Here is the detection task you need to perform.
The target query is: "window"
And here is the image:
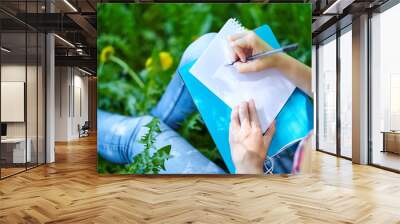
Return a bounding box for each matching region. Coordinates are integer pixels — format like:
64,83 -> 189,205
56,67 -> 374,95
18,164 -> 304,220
371,3 -> 400,171
390,74 -> 400,130
317,36 -> 337,154
0,1 -> 47,179
339,28 -> 352,158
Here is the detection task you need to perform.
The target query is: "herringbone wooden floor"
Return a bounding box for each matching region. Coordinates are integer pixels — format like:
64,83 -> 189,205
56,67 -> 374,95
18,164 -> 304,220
1,135 -> 400,224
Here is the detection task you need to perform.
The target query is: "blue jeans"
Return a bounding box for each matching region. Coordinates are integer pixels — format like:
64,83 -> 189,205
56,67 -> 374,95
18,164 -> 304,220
98,33 -> 225,174
98,33 -> 295,174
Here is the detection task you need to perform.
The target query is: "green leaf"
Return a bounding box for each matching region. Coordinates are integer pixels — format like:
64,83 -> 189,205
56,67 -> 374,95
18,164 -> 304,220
113,118 -> 172,174
98,3 -> 311,174
151,145 -> 172,171
138,118 -> 161,150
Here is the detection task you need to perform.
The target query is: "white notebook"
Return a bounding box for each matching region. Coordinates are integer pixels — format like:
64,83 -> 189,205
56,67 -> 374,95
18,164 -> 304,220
190,18 -> 295,132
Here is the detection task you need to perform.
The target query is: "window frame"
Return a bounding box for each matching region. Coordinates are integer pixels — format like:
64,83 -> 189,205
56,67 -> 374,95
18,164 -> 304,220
315,22 -> 353,161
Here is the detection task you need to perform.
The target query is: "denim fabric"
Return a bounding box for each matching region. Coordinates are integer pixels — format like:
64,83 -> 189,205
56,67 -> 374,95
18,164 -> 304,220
151,33 -> 217,130
98,31 -> 298,174
264,141 -> 299,174
98,33 -> 225,174
98,110 -> 225,174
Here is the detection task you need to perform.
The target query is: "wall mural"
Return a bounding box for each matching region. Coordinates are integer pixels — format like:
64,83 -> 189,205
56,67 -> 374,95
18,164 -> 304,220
97,3 -> 313,175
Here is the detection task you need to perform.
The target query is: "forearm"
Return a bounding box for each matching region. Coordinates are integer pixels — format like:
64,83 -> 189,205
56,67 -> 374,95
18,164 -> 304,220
277,54 -> 312,98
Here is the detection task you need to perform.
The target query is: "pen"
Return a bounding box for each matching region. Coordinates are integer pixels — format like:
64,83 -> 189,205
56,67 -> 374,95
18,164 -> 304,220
226,43 -> 298,66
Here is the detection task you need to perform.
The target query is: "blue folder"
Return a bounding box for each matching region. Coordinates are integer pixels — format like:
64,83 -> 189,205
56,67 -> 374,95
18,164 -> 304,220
178,24 -> 313,174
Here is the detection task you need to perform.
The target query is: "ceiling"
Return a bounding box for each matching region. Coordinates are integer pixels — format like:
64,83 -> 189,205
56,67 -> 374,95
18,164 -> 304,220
311,0 -> 390,43
0,0 -> 98,73
0,0 -> 394,73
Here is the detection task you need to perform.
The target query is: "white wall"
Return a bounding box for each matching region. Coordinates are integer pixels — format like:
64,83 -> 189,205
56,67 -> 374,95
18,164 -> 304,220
72,73 -> 89,138
54,67 -> 89,141
1,82 -> 25,122
55,66 -> 69,141
1,65 -> 40,137
1,64 -> 46,164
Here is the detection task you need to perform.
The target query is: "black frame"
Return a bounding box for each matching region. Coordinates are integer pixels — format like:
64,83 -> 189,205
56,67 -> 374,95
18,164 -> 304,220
336,25 -> 341,158
0,0 -> 47,180
315,20 -> 353,161
315,32 -> 340,157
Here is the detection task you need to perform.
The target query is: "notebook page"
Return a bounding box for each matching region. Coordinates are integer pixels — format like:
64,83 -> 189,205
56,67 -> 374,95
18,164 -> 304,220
190,19 -> 295,132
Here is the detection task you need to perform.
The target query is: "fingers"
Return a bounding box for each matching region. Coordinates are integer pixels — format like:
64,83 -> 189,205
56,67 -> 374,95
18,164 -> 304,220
234,59 -> 265,73
238,100 -> 260,128
228,31 -> 254,63
238,101 -> 251,129
248,99 -> 260,129
235,100 -> 260,130
230,38 -> 249,62
232,99 -> 265,132
228,31 -> 277,73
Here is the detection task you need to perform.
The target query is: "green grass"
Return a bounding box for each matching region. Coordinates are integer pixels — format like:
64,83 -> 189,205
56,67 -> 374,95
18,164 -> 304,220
97,3 -> 311,173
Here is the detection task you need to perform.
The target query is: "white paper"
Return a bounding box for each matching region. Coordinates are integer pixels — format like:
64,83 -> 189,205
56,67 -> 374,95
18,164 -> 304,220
190,19 -> 295,132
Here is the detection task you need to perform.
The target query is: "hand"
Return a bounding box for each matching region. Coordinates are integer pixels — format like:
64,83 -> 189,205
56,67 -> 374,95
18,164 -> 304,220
228,31 -> 313,97
229,100 -> 276,174
228,31 -> 284,73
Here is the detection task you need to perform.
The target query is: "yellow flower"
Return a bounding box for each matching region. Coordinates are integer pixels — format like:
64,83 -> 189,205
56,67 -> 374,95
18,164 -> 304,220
191,35 -> 198,41
100,46 -> 115,63
159,51 -> 173,71
145,57 -> 153,69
